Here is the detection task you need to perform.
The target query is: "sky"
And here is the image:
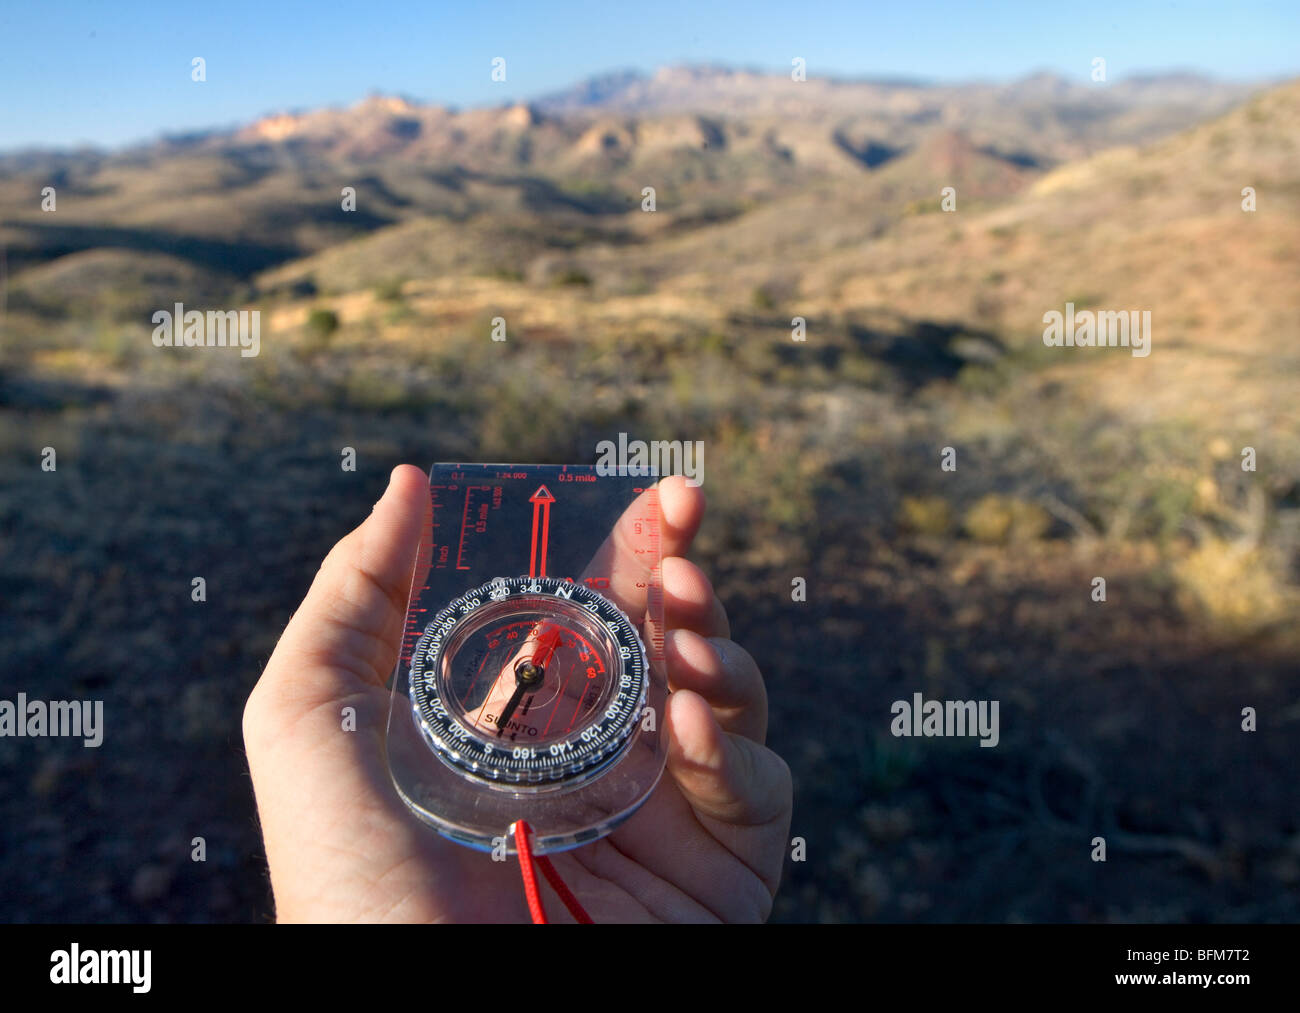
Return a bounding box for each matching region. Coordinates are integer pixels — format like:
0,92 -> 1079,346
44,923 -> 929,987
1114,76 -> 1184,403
1,0 -> 1296,150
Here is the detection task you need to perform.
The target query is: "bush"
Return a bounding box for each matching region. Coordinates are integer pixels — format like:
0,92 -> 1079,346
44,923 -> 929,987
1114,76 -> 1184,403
306,308 -> 340,340
373,277 -> 406,302
963,494 -> 1051,543
555,268 -> 592,287
1172,539 -> 1290,633
898,495 -> 952,536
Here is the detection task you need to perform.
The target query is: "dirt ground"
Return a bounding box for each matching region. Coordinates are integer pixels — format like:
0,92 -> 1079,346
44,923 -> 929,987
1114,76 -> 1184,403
2,378 -> 1296,923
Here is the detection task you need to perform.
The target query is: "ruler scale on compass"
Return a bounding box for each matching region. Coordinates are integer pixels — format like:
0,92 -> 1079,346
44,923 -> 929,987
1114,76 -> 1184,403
387,463 -> 668,856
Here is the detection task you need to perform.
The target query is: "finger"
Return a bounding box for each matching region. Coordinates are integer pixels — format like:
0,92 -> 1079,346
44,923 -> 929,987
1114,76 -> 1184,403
605,759 -> 773,922
580,475 -> 705,623
261,464 -> 429,708
666,630 -> 766,742
667,690 -> 787,827
665,690 -> 792,896
662,556 -> 730,639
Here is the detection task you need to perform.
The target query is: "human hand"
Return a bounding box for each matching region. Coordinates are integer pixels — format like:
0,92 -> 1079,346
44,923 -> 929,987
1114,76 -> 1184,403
243,465 -> 792,922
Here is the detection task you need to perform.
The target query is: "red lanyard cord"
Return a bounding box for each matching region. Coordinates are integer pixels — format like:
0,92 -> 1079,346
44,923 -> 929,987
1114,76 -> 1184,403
513,820 -> 594,924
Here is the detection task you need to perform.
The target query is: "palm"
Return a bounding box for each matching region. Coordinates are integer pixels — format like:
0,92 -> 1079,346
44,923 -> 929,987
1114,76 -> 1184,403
244,468 -> 791,923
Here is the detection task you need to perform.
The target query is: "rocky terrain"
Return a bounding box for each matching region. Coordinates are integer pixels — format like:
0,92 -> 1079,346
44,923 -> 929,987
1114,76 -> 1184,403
1,67 -> 1297,923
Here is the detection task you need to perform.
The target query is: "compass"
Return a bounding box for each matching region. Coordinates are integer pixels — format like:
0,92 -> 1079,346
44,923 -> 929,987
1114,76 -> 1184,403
409,576 -> 648,789
387,463 -> 667,855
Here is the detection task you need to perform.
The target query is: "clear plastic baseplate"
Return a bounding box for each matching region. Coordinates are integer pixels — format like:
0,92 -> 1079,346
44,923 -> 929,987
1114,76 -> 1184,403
386,463 -> 667,855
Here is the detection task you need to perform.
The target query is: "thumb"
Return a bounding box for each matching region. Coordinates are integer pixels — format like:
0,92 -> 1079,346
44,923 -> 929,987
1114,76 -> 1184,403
255,464 -> 429,717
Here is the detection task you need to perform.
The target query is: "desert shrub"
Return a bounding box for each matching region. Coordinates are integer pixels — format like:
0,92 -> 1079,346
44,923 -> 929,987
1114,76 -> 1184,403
555,268 -> 592,287
1147,477 -> 1198,540
753,276 -> 797,310
93,323 -> 144,367
373,277 -> 406,302
1172,538 -> 1291,633
963,494 -> 1051,543
898,495 -> 953,536
305,307 -> 339,340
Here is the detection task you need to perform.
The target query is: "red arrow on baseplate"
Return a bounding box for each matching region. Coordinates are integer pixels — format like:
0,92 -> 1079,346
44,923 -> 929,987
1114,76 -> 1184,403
528,485 -> 555,578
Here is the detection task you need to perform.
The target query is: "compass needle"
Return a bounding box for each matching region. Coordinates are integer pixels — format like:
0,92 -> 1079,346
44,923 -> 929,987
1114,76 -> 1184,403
495,684 -> 526,736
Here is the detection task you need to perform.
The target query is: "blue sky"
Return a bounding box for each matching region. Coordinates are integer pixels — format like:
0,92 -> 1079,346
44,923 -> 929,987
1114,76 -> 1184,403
1,0 -> 1296,150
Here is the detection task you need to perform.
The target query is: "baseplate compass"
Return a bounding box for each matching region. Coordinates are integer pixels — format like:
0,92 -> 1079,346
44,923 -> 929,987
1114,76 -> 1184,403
386,464 -> 667,855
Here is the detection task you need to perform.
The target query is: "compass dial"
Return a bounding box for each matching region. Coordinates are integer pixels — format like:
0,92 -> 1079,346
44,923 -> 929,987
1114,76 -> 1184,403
409,576 -> 648,787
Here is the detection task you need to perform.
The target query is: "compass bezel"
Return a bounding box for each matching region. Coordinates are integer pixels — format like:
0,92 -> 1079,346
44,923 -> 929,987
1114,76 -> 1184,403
408,576 -> 648,788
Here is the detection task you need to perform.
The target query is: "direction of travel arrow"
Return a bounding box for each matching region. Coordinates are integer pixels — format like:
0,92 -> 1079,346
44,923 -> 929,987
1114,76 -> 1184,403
528,485 -> 555,578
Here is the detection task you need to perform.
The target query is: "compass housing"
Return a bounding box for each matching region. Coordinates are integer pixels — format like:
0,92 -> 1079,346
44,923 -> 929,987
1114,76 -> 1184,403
409,577 -> 648,788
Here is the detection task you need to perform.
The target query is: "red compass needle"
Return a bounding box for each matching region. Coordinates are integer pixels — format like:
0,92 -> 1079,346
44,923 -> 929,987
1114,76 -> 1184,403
530,621 -> 563,667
